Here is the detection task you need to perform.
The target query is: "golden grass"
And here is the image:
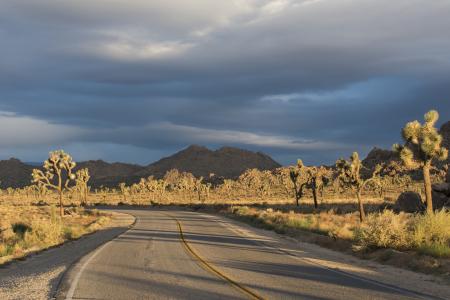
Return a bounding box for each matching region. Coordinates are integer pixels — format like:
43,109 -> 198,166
0,205 -> 111,264
355,209 -> 450,257
225,206 -> 450,259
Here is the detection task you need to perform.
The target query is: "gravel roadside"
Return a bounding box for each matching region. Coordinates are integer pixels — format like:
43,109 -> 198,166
0,212 -> 135,300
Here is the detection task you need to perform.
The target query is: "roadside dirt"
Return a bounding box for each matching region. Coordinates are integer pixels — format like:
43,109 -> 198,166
0,212 -> 135,300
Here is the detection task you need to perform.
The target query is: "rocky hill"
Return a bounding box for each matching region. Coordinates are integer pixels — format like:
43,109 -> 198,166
0,145 -> 281,188
362,147 -> 399,170
75,160 -> 145,188
0,158 -> 35,189
440,120 -> 450,151
138,145 -> 281,179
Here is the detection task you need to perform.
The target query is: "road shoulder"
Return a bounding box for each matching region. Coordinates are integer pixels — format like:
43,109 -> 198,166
0,211 -> 135,300
198,211 -> 450,299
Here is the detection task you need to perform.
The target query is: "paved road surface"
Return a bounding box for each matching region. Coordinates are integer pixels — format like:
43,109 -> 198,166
57,209 -> 446,300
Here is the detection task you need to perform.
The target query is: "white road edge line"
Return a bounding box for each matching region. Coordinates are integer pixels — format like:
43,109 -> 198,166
64,213 -> 138,300
200,213 -> 436,300
65,241 -> 111,300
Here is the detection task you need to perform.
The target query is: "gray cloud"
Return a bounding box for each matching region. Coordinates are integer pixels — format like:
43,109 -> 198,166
0,0 -> 449,165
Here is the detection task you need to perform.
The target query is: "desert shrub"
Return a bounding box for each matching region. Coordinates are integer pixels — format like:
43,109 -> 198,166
63,225 -> 85,240
354,210 -> 413,250
286,214 -> 313,230
87,216 -> 110,231
12,222 -> 32,238
413,209 -> 450,257
354,209 -> 450,257
0,224 -> 15,242
228,205 -> 449,258
22,219 -> 63,249
0,244 -> 8,256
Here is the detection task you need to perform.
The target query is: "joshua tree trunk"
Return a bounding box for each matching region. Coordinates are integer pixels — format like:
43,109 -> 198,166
356,190 -> 365,222
58,170 -> 64,217
423,161 -> 433,214
84,186 -> 88,206
59,190 -> 63,217
293,182 -> 300,206
312,186 -> 318,209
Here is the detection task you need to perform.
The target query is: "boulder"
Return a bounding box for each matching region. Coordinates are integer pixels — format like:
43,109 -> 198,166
394,192 -> 425,213
432,183 -> 450,197
432,191 -> 450,210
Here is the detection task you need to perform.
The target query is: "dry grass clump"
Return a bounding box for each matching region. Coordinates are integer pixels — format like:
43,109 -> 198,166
355,209 -> 450,258
228,206 -> 358,240
0,205 -> 110,263
413,210 -> 450,257
354,210 -> 412,250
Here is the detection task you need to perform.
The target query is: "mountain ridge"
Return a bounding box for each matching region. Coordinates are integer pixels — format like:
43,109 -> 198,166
0,145 -> 281,188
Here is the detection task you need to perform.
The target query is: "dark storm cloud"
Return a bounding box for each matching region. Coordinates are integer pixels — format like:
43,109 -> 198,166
0,0 -> 449,165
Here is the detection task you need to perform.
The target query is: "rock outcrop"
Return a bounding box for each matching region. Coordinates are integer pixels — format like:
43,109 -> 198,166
394,192 -> 425,213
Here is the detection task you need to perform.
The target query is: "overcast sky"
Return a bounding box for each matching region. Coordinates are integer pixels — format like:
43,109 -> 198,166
0,0 -> 449,166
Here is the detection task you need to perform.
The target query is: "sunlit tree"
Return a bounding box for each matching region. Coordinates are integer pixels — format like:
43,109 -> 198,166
336,152 -> 382,222
393,110 -> 448,213
32,150 -> 77,217
75,168 -> 90,206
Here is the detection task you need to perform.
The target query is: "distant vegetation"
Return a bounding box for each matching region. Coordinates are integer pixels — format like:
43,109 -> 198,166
0,110 -> 449,274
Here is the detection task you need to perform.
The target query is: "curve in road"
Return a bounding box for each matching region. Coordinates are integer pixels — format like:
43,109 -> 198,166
57,208 -> 447,300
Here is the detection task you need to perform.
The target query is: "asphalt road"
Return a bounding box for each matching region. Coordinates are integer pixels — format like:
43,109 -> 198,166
57,209 -> 444,300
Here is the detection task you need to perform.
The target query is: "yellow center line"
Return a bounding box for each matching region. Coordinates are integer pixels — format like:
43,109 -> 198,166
164,213 -> 265,300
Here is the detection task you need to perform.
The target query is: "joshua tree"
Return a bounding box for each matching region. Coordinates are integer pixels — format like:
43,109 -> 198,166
118,182 -> 128,203
393,110 -> 448,214
202,182 -> 212,202
193,177 -> 204,202
238,169 -> 266,199
75,168 -> 90,206
289,160 -> 308,206
336,152 -> 382,222
32,150 -> 77,217
305,166 -> 330,208
221,179 -> 234,199
274,168 -> 294,199
156,179 -> 168,203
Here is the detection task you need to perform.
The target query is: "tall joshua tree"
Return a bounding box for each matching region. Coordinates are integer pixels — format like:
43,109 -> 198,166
336,152 -> 382,222
75,168 -> 90,206
32,150 -> 77,217
393,110 -> 448,214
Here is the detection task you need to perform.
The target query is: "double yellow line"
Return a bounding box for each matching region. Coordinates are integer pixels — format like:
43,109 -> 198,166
165,213 -> 264,300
